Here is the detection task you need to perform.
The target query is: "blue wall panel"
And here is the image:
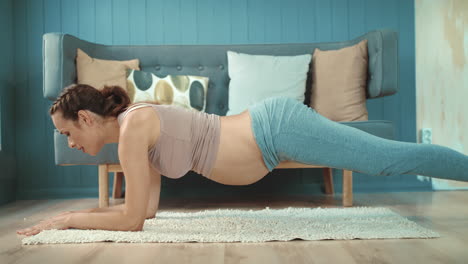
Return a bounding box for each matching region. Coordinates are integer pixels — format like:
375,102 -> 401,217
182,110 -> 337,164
78,0 -> 96,42
0,0 -> 16,206
297,0 -> 316,43
264,0 -> 282,43
213,0 -> 231,44
247,0 -> 265,43
180,0 -> 197,44
112,0 -> 130,45
95,0 -> 113,45
162,0 -> 181,44
61,0 -> 78,36
13,0 -> 27,196
10,0 -> 421,200
146,0 -> 164,45
27,0 -> 45,189
332,0 -> 349,41
348,0 -> 365,38
129,0 -> 147,45
316,1 -> 333,41
230,0 -> 248,44
282,0 -> 299,42
198,0 -> 217,44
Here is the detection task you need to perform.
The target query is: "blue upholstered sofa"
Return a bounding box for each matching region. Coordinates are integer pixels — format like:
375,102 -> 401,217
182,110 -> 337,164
42,29 -> 398,208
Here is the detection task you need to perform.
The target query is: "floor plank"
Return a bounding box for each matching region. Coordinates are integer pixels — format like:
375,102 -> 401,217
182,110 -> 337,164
1,191 -> 468,264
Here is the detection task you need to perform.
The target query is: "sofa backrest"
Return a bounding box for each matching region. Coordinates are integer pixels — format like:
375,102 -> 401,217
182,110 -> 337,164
43,29 -> 398,116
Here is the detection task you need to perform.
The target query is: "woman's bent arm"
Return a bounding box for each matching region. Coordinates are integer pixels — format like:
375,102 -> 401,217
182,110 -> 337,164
92,203 -> 126,213
67,210 -> 140,231
70,203 -> 126,214
117,111 -> 153,229
68,110 -> 155,231
145,168 -> 161,219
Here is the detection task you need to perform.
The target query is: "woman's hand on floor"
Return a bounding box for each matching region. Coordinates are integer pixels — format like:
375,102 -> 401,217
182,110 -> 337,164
16,211 -> 73,237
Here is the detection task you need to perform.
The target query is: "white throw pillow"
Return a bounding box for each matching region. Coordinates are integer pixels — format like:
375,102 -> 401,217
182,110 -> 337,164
226,51 -> 312,116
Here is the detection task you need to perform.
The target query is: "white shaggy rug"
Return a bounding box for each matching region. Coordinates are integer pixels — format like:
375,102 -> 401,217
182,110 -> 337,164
22,206 -> 440,245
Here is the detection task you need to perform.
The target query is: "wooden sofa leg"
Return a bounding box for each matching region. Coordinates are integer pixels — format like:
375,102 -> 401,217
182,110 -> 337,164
112,172 -> 124,199
342,170 -> 353,207
323,168 -> 334,195
98,164 -> 109,208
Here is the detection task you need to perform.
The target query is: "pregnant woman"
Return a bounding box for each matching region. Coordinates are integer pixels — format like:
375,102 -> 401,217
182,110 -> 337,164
17,84 -> 468,236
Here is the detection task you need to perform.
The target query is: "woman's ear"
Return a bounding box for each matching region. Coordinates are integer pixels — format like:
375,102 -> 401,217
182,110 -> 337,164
77,110 -> 94,126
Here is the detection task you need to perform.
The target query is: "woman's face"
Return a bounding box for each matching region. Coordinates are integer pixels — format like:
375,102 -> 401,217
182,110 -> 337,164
51,110 -> 104,156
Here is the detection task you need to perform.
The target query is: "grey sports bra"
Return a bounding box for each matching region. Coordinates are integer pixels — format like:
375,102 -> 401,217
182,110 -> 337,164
117,103 -> 221,179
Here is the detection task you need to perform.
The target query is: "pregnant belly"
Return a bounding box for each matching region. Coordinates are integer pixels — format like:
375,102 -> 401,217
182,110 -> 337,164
208,110 -> 270,186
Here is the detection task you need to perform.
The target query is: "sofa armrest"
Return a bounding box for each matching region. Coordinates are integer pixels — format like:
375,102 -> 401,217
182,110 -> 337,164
43,33 -> 102,100
364,29 -> 399,98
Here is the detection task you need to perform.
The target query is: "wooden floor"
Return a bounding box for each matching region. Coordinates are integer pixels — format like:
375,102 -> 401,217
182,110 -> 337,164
1,191 -> 468,264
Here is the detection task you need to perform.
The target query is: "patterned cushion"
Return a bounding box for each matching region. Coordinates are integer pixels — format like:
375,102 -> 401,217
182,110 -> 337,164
126,69 -> 209,112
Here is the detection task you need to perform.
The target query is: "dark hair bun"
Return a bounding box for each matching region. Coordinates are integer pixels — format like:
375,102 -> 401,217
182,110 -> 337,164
100,85 -> 131,117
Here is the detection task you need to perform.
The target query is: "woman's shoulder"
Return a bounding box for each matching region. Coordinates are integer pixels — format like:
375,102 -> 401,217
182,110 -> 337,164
120,103 -> 159,123
118,104 -> 161,149
119,103 -> 156,120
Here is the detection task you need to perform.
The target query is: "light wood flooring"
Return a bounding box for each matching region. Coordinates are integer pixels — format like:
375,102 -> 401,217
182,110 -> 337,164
1,191 -> 468,264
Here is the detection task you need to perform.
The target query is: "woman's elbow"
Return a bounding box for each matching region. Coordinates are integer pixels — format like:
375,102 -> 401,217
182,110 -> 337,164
124,207 -> 157,231
124,214 -> 146,231
127,212 -> 156,231
127,219 -> 145,231
145,207 -> 158,219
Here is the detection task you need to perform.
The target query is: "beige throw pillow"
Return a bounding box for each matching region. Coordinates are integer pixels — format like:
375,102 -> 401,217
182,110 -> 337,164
76,48 -> 140,91
310,39 -> 369,122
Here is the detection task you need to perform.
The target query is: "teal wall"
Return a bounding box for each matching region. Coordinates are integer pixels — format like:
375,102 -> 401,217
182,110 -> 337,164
4,0 -> 424,204
0,0 -> 17,206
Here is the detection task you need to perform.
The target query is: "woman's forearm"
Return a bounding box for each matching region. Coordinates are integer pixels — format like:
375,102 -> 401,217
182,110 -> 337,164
68,210 -> 140,232
72,203 -> 126,214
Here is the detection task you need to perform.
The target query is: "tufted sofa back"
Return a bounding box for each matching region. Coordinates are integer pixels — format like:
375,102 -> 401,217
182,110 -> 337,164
43,29 -> 398,116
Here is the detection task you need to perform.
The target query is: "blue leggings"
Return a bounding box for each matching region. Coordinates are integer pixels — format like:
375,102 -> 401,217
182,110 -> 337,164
248,96 -> 468,182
